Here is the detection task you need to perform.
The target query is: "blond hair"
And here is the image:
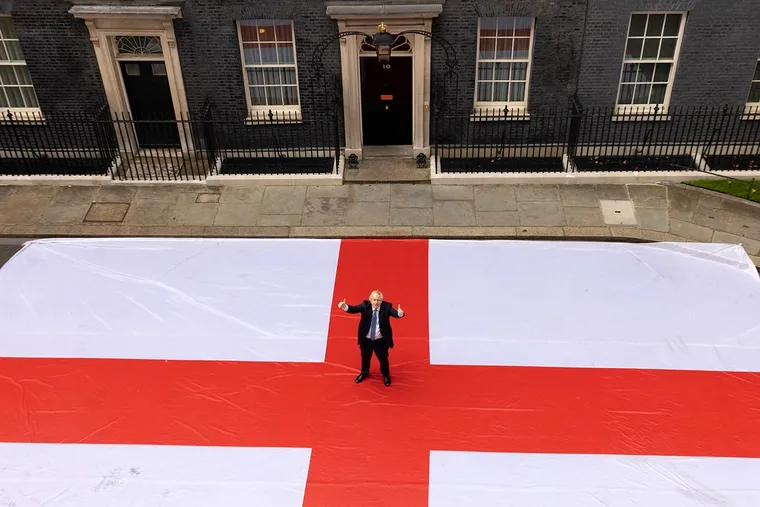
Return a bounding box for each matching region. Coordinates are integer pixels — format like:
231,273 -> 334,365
369,289 -> 383,300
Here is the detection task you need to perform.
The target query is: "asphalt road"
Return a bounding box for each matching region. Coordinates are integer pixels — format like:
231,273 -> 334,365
0,241 -> 23,268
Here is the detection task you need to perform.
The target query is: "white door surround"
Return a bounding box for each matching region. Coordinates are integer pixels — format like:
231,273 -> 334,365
326,2 -> 444,159
69,5 -> 192,152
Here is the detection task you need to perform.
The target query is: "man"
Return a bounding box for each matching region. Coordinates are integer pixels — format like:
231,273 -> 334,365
337,290 -> 404,386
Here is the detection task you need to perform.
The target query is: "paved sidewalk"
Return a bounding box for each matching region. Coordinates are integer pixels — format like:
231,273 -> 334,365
0,181 -> 759,265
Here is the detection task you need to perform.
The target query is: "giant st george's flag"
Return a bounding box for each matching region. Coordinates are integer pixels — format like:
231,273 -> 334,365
1,237 -> 760,506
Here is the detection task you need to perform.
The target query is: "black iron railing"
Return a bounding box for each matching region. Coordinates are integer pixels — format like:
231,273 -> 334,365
433,102 -> 760,174
0,101 -> 342,180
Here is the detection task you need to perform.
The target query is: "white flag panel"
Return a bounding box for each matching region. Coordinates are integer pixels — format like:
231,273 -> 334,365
0,238 -> 341,362
428,240 -> 760,371
0,443 -> 311,507
429,450 -> 760,506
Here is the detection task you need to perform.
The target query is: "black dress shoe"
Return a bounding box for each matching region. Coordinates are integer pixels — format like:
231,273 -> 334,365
383,376 -> 391,386
355,373 -> 368,383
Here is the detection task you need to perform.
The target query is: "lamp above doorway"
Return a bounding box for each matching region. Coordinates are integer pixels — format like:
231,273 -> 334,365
369,22 -> 396,61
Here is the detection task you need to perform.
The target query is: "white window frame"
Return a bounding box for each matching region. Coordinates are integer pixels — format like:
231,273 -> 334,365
746,56 -> 760,116
614,11 -> 687,116
0,15 -> 42,119
236,19 -> 302,123
473,16 -> 535,116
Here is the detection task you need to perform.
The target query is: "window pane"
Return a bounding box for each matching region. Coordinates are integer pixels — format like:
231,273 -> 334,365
0,42 -> 8,61
0,65 -> 17,85
5,86 -> 22,107
480,18 -> 497,37
495,38 -> 512,59
0,89 -> 7,107
749,82 -> 760,102
0,17 -> 17,38
496,17 -> 515,36
633,83 -> 651,104
243,45 -> 260,65
513,17 -> 532,36
511,62 -> 528,80
257,22 -> 276,42
650,84 -> 667,103
621,63 -> 638,83
513,38 -> 530,58
273,21 -> 293,42
509,82 -> 525,101
637,63 -> 655,82
239,23 -> 258,42
281,67 -> 296,84
659,38 -> 677,58
4,40 -> 23,61
283,86 -> 298,105
654,63 -> 671,82
259,43 -> 277,64
663,14 -> 682,36
262,67 -> 280,85
494,62 -> 510,80
250,86 -> 266,105
629,15 -> 647,36
619,84 -> 635,104
493,82 -> 508,101
478,82 -> 492,101
642,38 -> 660,58
478,38 -> 495,59
753,61 -> 760,81
646,14 -> 665,36
247,69 -> 264,85
277,43 -> 294,64
478,63 -> 494,80
266,86 -> 283,105
625,38 -> 642,59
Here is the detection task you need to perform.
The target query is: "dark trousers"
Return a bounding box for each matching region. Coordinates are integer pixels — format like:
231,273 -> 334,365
360,337 -> 390,377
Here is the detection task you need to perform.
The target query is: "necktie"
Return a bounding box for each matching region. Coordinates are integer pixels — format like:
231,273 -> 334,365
370,309 -> 377,340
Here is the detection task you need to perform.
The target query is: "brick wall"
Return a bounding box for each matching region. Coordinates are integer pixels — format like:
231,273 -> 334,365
173,0 -> 340,120
576,0 -> 760,108
2,0 -> 105,112
430,0 -> 588,112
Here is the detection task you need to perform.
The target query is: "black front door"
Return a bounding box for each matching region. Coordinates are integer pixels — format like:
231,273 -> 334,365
119,60 -> 180,148
360,56 -> 413,146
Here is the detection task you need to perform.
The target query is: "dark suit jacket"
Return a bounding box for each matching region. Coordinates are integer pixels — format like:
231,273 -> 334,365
344,300 -> 403,348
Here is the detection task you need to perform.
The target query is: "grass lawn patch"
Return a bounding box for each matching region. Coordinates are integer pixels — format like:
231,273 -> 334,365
685,179 -> 760,203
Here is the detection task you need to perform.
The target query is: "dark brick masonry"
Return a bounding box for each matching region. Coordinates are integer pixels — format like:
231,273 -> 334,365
576,0 -> 760,108
2,0 -> 760,121
2,0 -> 105,113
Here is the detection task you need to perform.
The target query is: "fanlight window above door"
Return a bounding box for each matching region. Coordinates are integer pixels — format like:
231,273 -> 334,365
115,36 -> 163,56
360,35 -> 411,53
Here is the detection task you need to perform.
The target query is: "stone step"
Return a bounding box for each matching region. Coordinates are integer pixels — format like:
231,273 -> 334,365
344,156 -> 429,183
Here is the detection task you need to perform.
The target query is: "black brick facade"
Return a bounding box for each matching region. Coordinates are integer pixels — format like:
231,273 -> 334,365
1,0 -> 105,112
173,0 -> 341,119
431,0 -> 588,111
576,0 -> 760,108
3,0 -> 760,123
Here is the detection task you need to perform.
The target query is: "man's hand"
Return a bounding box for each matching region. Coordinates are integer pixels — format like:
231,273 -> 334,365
397,304 -> 404,317
337,298 -> 347,311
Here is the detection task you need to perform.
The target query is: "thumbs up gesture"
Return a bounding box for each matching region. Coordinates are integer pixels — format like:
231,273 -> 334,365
337,298 -> 347,310
397,304 -> 404,317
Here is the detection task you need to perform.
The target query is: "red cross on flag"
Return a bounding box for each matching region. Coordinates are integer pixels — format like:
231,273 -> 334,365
1,237 -> 760,506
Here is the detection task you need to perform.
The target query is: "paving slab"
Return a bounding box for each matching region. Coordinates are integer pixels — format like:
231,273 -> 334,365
346,201 -> 390,226
627,184 -> 668,208
564,206 -> 605,227
433,201 -> 477,226
260,186 -> 307,214
517,201 -> 566,226
515,184 -> 560,202
474,185 -> 517,211
390,184 -> 432,208
559,185 -> 599,207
